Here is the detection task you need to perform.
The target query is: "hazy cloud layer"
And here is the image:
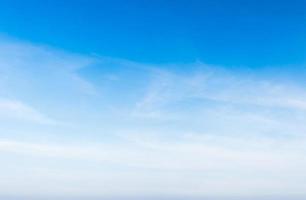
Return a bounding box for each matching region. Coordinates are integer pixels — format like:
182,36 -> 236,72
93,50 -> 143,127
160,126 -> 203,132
1,37 -> 306,198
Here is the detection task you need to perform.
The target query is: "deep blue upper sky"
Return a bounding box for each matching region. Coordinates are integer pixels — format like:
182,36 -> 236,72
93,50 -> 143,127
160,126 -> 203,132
0,0 -> 305,67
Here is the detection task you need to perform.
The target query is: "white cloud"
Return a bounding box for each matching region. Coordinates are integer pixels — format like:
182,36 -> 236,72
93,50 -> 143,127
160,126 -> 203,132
1,37 -> 306,197
0,37 -> 99,125
0,99 -> 55,124
130,64 -> 306,138
1,136 -> 302,172
134,64 -> 306,114
1,135 -> 306,196
0,36 -> 97,97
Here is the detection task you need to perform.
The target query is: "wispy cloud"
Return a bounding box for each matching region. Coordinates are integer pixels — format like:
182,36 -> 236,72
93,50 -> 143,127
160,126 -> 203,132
0,36 -> 97,95
131,63 -> 306,138
134,63 -> 306,114
1,37 -> 306,197
0,36 -> 98,125
0,99 -> 55,124
1,135 -> 306,196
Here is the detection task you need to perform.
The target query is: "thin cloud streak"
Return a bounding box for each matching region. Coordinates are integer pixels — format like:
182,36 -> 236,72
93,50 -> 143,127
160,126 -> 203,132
0,99 -> 55,124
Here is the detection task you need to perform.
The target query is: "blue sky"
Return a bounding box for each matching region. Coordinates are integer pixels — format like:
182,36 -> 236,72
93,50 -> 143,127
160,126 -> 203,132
0,0 -> 306,199
0,0 -> 305,66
